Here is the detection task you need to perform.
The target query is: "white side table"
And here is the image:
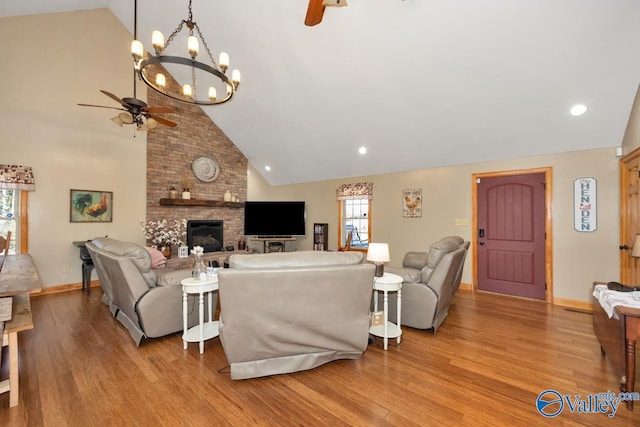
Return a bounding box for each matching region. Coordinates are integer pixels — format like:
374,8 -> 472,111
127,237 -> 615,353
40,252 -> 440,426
370,272 -> 403,350
181,276 -> 219,354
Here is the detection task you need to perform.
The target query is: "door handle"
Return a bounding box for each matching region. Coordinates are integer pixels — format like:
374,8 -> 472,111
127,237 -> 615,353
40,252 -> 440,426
479,228 -> 485,238
479,241 -> 484,246
620,245 -> 629,250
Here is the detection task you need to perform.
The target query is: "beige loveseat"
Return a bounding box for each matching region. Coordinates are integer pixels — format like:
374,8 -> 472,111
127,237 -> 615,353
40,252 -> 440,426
217,251 -> 375,380
385,236 -> 470,332
86,237 -> 209,345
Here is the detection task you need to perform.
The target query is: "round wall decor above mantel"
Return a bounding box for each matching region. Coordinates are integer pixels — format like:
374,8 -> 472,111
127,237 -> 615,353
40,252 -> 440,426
192,156 -> 220,182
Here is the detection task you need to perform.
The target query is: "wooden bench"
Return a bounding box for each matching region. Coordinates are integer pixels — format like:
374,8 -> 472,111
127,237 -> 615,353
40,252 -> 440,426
0,294 -> 33,407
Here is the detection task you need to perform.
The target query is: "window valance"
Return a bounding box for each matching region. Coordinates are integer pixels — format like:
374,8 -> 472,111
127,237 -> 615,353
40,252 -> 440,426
336,182 -> 373,200
0,165 -> 35,191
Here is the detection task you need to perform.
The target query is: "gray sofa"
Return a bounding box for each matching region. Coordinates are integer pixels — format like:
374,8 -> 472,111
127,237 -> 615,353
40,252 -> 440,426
217,251 -> 376,380
86,237 -> 209,345
385,236 -> 470,332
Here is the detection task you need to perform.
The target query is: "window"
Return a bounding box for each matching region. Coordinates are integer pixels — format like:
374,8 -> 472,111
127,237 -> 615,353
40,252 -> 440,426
0,189 -> 18,253
340,198 -> 371,250
336,182 -> 373,251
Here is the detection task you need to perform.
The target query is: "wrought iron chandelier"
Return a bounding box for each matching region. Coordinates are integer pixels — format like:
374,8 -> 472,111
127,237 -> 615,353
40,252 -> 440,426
131,0 -> 240,106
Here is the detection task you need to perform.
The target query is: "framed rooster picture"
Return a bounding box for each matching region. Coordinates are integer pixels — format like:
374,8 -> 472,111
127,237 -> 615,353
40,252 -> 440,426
70,189 -> 113,222
402,188 -> 422,218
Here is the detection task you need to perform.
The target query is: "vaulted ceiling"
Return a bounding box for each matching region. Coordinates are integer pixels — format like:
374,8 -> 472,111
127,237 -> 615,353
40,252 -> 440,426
3,0 -> 640,185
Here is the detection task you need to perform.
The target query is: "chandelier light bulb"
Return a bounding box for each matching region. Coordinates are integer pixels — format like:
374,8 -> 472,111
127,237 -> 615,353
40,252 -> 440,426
183,84 -> 193,98
131,40 -> 143,60
187,36 -> 199,58
208,87 -> 217,101
219,52 -> 229,73
155,73 -> 166,89
152,31 -> 165,54
231,69 -> 241,88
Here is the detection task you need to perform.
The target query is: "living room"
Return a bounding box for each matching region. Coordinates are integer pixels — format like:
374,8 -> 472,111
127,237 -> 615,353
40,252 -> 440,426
0,7 -> 629,307
1,4 -> 640,424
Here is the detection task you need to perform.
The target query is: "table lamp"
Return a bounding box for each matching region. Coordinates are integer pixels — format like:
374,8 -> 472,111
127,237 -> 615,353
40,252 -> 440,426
367,243 -> 390,277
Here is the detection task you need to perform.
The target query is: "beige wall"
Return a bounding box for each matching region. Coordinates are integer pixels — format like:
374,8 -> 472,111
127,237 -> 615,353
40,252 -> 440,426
249,147 -> 620,304
0,11 -> 146,287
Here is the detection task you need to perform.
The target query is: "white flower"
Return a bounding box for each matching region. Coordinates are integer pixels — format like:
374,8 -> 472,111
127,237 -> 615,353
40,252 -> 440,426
191,245 -> 204,256
140,218 -> 186,248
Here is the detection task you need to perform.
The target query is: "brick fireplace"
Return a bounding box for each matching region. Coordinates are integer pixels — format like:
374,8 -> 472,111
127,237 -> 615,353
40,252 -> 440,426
145,89 -> 248,252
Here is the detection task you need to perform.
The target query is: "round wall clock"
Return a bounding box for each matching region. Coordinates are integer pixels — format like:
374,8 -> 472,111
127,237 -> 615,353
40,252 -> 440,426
191,156 -> 220,182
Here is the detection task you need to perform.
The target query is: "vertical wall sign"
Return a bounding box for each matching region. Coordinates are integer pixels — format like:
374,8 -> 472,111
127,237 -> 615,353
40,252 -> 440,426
574,177 -> 597,232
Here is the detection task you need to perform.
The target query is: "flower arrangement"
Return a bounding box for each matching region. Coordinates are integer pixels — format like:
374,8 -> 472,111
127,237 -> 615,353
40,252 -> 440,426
191,245 -> 204,256
140,219 -> 186,249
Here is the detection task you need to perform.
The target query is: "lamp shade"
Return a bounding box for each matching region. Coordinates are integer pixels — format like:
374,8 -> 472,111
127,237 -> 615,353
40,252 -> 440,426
632,234 -> 640,257
367,243 -> 390,263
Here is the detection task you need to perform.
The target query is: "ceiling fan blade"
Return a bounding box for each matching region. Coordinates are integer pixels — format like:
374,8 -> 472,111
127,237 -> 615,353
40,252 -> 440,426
143,106 -> 175,114
100,90 -> 129,107
149,115 -> 178,128
78,103 -> 126,111
305,0 -> 325,26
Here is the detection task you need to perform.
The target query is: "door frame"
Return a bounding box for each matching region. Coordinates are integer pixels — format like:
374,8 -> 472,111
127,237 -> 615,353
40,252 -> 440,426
471,167 -> 553,303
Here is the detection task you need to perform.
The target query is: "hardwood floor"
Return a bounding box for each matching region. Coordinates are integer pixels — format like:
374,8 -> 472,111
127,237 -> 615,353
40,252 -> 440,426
1,289 -> 639,426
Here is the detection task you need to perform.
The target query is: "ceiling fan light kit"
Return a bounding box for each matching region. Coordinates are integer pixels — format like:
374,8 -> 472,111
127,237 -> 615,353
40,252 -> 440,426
131,0 -> 241,106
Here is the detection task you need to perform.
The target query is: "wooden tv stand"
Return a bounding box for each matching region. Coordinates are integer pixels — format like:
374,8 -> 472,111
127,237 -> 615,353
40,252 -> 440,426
251,237 -> 296,253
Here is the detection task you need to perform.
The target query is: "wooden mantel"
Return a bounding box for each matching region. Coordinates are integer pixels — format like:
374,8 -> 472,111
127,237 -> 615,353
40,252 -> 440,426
159,199 -> 244,208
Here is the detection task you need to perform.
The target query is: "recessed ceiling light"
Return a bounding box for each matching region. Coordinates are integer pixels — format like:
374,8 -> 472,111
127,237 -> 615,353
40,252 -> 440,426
570,104 -> 587,116
359,147 -> 367,154
264,166 -> 271,172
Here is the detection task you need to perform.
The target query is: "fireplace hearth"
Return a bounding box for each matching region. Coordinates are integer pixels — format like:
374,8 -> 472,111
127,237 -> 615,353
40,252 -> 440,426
187,220 -> 223,252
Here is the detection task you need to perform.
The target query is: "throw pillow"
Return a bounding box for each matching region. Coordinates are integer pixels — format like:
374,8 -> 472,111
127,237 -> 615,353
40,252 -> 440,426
145,246 -> 167,269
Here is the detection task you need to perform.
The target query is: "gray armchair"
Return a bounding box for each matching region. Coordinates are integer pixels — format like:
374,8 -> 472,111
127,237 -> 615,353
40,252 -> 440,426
385,236 -> 470,332
86,237 -> 210,345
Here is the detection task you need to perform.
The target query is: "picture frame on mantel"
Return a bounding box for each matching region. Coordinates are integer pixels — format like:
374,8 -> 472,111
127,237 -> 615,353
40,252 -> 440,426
70,189 -> 113,223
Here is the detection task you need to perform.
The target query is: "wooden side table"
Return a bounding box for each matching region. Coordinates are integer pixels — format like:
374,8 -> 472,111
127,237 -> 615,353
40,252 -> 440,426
592,281 -> 640,410
181,276 -> 219,354
370,272 -> 403,350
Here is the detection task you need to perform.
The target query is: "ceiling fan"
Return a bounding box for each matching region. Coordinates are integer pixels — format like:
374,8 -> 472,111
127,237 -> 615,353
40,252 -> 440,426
305,0 -> 348,26
77,0 -> 176,131
78,89 -> 177,130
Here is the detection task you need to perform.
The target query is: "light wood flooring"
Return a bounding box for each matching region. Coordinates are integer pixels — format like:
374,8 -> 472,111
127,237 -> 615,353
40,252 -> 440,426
1,289 -> 640,426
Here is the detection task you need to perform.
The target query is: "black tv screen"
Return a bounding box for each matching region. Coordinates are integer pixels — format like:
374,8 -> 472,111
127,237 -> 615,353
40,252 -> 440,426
244,201 -> 306,237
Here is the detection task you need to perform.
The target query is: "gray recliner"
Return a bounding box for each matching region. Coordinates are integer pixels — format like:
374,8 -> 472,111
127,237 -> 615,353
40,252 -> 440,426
385,236 -> 470,332
86,237 -> 209,345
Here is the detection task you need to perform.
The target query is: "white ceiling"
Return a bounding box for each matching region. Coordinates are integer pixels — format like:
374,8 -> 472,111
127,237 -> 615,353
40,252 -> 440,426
3,0 -> 640,185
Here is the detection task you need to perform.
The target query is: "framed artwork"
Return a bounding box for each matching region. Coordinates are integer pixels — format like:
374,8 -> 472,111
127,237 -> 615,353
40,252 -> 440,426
573,177 -> 597,232
402,188 -> 422,218
70,189 -> 113,223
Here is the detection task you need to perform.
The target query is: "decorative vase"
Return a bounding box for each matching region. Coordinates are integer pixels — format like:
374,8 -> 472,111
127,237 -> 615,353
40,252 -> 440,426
162,246 -> 172,259
168,189 -> 178,199
182,189 -> 191,200
192,253 -> 206,280
238,238 -> 246,251
224,190 -> 232,202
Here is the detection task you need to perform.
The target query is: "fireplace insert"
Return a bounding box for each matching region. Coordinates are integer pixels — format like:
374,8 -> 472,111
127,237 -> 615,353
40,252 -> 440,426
187,220 -> 223,252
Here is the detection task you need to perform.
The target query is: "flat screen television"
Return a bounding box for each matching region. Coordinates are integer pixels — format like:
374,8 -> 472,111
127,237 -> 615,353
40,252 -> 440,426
244,201 -> 306,237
